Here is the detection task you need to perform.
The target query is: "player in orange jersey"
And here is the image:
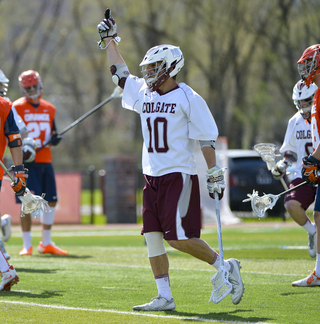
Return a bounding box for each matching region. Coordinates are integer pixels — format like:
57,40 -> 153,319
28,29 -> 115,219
294,44 -> 320,287
0,95 -> 28,290
0,69 -> 30,260
13,70 -> 68,256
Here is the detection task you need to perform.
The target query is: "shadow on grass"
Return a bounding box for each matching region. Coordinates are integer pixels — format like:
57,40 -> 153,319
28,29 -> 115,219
0,290 -> 63,299
33,254 -> 93,259
167,309 -> 272,323
14,267 -> 58,274
281,291 -> 314,296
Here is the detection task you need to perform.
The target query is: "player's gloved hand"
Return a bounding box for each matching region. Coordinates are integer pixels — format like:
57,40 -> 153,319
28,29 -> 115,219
22,137 -> 37,163
11,164 -> 28,196
51,133 -> 62,146
97,8 -> 121,49
206,166 -> 226,200
302,155 -> 320,186
271,159 -> 290,180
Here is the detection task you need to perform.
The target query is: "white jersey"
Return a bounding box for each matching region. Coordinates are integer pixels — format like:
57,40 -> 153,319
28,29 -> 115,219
279,111 -> 312,180
122,75 -> 219,176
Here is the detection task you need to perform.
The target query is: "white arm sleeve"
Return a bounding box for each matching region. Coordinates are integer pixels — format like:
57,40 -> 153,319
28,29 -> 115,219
187,95 -> 219,141
11,105 -> 27,132
279,114 -> 298,155
122,75 -> 146,114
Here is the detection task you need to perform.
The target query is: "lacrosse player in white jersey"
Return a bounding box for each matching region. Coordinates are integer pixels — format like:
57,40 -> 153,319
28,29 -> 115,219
272,80 -> 317,258
97,9 -> 244,311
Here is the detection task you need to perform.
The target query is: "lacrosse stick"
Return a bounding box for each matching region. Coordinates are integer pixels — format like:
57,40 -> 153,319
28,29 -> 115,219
36,86 -> 123,152
0,160 -> 49,217
209,192 -> 232,304
242,181 -> 307,218
254,143 -> 288,190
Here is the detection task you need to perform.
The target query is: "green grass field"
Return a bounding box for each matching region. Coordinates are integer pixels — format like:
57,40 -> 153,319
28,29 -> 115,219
2,223 -> 318,324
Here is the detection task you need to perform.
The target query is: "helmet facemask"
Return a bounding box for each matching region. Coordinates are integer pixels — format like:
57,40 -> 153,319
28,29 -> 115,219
298,57 -> 318,85
141,61 -> 167,91
22,83 -> 42,100
0,82 -> 8,97
292,79 -> 317,120
294,95 -> 314,119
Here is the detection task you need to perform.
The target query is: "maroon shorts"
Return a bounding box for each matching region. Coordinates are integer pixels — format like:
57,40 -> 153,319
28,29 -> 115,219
142,172 -> 201,240
284,178 -> 316,210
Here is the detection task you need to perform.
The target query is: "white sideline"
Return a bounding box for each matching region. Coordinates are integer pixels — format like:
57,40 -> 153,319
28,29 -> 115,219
0,300 -> 268,324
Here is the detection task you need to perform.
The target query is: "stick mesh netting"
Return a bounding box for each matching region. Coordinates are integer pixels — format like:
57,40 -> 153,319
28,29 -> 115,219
254,143 -> 277,171
209,269 -> 232,304
19,188 -> 50,217
244,190 -> 277,218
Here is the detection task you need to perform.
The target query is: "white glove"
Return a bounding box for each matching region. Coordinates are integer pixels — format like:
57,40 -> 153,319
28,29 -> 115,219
97,9 -> 121,49
206,166 -> 226,199
22,137 -> 37,163
271,159 -> 291,180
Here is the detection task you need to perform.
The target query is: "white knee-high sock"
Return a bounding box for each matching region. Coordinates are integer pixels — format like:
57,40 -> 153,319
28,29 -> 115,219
42,229 -> 52,246
22,231 -> 32,249
302,218 -> 316,235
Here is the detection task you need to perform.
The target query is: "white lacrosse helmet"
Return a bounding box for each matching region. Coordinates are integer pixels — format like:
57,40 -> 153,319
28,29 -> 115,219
292,80 -> 317,119
22,137 -> 37,163
0,70 -> 9,97
139,44 -> 184,91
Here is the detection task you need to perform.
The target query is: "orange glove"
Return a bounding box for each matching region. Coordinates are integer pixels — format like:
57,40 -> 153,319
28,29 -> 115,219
302,155 -> 320,186
11,165 -> 28,196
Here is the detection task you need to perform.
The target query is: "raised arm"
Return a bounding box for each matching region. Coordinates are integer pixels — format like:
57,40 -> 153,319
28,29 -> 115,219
97,9 -> 129,88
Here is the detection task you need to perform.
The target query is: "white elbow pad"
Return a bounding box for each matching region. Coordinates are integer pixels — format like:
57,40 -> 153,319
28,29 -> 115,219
110,63 -> 130,88
200,140 -> 216,149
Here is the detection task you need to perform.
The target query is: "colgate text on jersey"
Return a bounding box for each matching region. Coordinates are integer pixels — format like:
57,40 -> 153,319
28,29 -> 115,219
296,130 -> 311,139
142,102 -> 176,114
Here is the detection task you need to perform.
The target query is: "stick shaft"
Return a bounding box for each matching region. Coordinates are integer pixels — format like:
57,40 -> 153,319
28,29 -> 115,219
36,87 -> 122,152
0,160 -> 14,182
58,95 -> 115,136
280,177 -> 288,190
214,192 -> 224,267
277,181 -> 307,198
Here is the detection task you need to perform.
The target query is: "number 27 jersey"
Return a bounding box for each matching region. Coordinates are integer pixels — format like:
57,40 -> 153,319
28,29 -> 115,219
13,97 -> 56,163
122,75 -> 219,176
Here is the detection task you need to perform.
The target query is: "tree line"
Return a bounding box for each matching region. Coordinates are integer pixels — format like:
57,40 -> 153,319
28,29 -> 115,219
0,0 -> 318,172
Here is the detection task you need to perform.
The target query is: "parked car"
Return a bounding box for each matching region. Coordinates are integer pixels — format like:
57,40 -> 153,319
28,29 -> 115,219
227,149 -> 286,218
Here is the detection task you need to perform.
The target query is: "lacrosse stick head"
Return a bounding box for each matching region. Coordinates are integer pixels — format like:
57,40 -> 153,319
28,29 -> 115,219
243,190 -> 278,218
209,267 -> 232,304
253,143 -> 277,171
18,188 -> 50,216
